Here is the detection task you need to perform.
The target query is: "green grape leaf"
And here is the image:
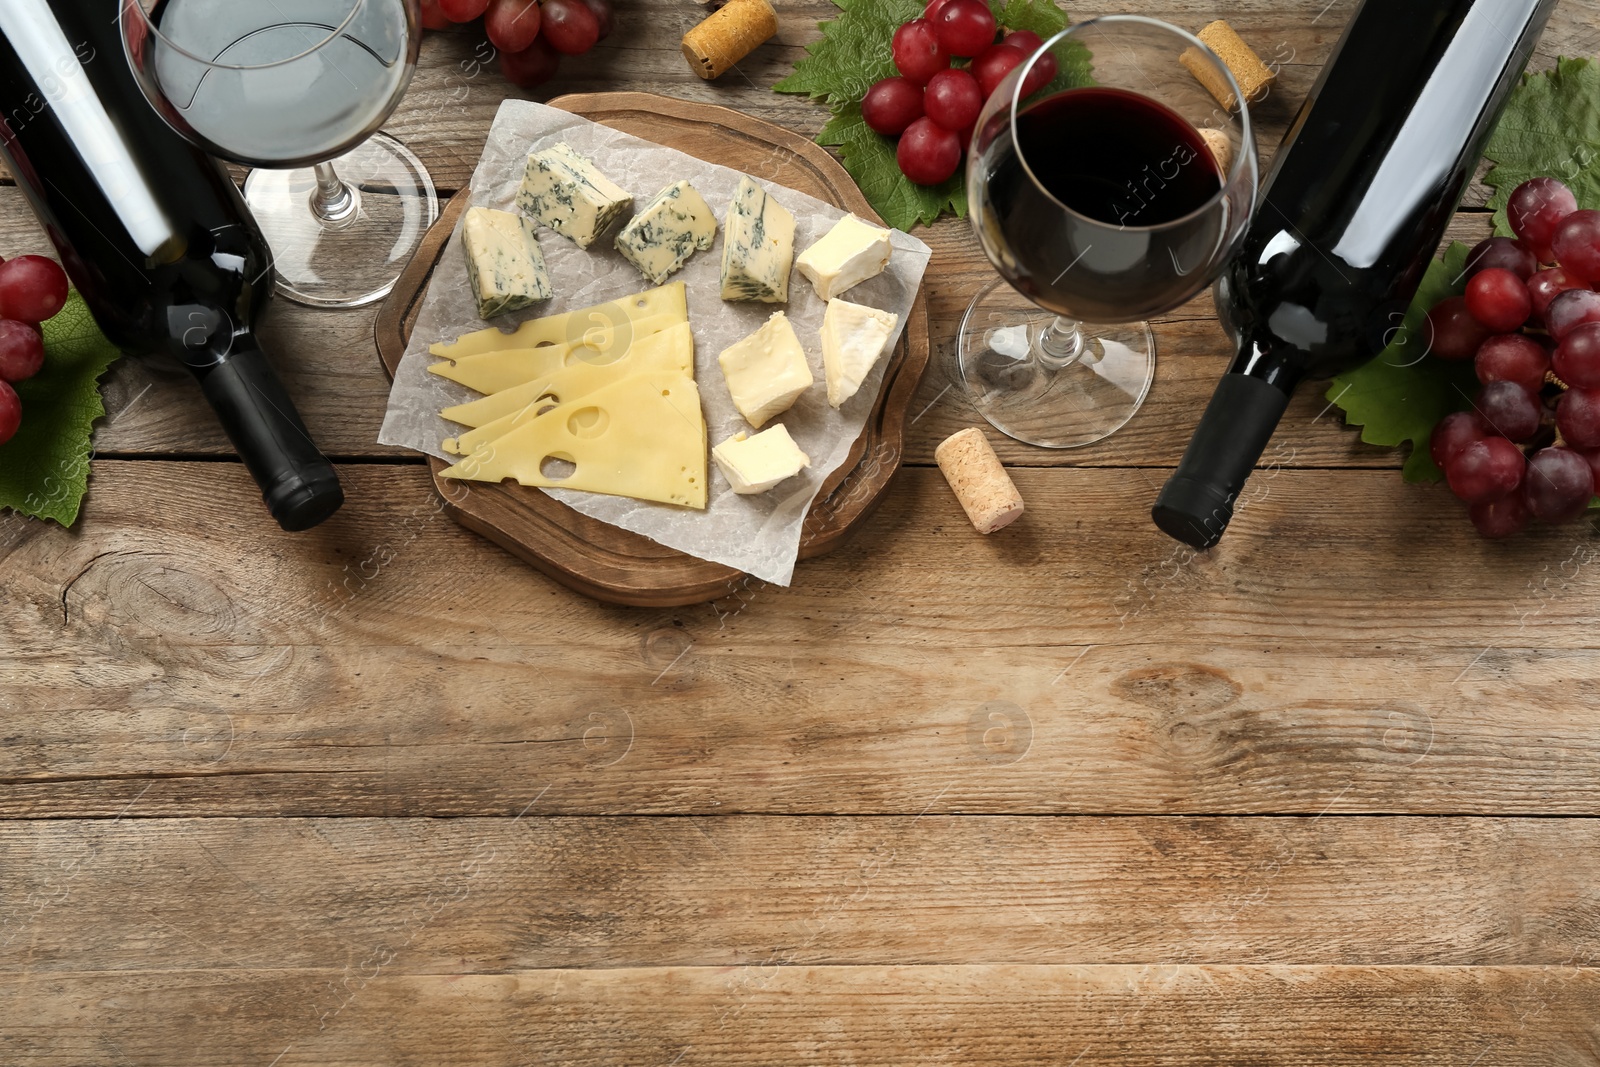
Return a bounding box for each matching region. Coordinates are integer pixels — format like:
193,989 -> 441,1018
0,292 -> 122,526
1482,56 -> 1600,236
1326,242 -> 1481,484
776,0 -> 1092,229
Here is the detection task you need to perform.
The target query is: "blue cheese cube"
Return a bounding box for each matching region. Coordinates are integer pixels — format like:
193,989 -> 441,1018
462,206 -> 552,320
721,175 -> 796,303
518,143 -> 633,249
615,180 -> 719,285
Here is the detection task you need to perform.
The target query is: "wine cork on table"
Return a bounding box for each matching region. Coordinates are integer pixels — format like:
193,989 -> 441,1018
1180,20 -> 1276,108
1197,127 -> 1233,174
682,0 -> 778,81
936,427 -> 1025,535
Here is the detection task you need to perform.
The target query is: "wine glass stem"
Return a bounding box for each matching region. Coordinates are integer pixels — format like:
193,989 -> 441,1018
1037,317 -> 1087,369
310,163 -> 358,225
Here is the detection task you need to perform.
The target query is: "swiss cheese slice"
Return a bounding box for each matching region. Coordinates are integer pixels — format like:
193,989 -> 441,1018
429,312 -> 683,394
429,282 -> 689,360
441,323 -> 696,454
439,375 -> 708,510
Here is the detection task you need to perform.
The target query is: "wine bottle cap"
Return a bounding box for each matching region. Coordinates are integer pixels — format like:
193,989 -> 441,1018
265,468 -> 345,532
1152,477 -> 1234,549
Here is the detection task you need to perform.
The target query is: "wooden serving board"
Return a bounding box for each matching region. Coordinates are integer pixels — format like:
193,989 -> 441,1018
375,91 -> 931,608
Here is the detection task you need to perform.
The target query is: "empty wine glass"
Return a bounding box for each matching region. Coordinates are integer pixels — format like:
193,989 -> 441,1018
961,16 -> 1259,448
120,0 -> 438,308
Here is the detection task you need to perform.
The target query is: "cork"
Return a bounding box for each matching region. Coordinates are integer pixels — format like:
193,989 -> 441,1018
1198,127 -> 1232,175
935,427 -> 1025,535
1180,20 -> 1276,108
682,0 -> 778,81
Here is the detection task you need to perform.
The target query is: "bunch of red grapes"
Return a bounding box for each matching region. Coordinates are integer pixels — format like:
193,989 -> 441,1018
1427,175 -> 1600,539
0,256 -> 71,447
419,0 -> 613,89
861,0 -> 1058,187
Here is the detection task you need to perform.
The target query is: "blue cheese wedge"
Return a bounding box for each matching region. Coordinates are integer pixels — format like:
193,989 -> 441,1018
796,214 -> 894,301
462,206 -> 552,320
822,298 -> 899,408
615,180 -> 719,285
718,311 -> 814,429
713,424 -> 811,495
721,175 -> 796,303
518,142 -> 633,249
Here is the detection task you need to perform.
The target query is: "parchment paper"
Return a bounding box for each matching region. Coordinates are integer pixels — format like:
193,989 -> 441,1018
379,99 -> 932,586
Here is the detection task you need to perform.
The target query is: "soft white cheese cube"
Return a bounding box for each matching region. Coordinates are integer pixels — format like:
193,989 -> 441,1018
713,424 -> 812,495
518,143 -> 633,249
615,180 -> 719,285
721,175 -> 796,303
795,214 -> 893,301
822,299 -> 898,408
717,311 -> 814,429
462,206 -> 552,320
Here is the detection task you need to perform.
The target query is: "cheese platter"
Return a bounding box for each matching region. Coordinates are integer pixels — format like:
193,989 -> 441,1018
374,92 -> 932,608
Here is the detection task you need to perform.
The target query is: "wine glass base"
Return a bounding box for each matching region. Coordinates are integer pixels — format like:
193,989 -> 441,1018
243,132 -> 438,310
957,280 -> 1156,449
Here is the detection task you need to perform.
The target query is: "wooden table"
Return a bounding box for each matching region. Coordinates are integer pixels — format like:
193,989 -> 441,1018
4,2 -> 1599,1063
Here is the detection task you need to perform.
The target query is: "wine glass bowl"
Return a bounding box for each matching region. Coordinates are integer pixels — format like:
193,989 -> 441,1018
119,0 -> 438,309
958,16 -> 1259,448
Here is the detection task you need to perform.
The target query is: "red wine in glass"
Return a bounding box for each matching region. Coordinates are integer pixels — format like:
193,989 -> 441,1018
984,87 -> 1226,322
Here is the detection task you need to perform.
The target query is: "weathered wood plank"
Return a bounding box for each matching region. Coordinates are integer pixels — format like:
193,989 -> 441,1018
4,462 -> 1600,817
1,964 -> 1596,1066
3,816 -> 1597,972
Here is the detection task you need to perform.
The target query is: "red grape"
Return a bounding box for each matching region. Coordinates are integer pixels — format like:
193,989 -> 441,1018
419,0 -> 452,30
892,19 -> 950,85
971,43 -> 1026,100
581,0 -> 614,40
1524,446 -> 1595,523
1469,493 -> 1530,539
1546,288 -> 1600,341
1465,268 -> 1532,333
1430,409 -> 1487,470
1557,387 -> 1600,450
897,116 -> 962,185
1005,29 -> 1046,53
1446,436 -> 1526,505
1477,380 -> 1543,442
438,0 -> 490,21
1508,177 -> 1578,262
861,77 -> 925,137
485,0 -> 541,53
1425,296 -> 1490,361
932,0 -> 998,58
1553,321 -> 1600,389
1527,266 -> 1585,323
541,0 -> 599,55
1579,449 -> 1600,493
923,68 -> 982,139
501,34 -> 561,87
1464,236 -> 1537,282
1020,46 -> 1059,97
0,380 -> 17,446
1476,334 -> 1549,393
0,320 -> 43,383
1551,209 -> 1600,283
923,0 -> 953,17
0,256 -> 68,325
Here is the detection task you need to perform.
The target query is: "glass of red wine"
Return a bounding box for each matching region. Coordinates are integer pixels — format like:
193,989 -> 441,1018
119,0 -> 437,309
961,17 -> 1259,448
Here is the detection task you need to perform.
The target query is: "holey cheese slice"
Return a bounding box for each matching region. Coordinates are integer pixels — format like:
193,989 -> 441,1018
440,375 -> 709,510
430,312 -> 684,395
441,323 -> 696,455
429,283 -> 688,360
